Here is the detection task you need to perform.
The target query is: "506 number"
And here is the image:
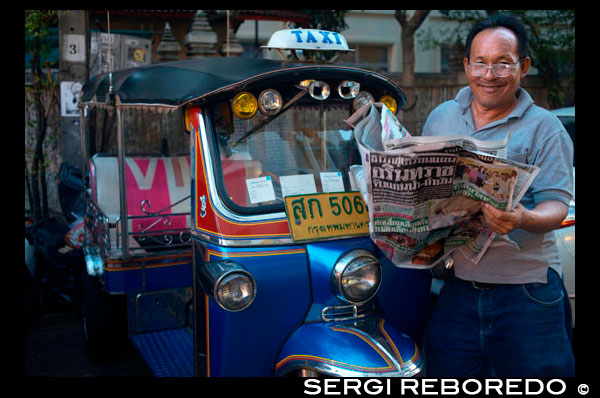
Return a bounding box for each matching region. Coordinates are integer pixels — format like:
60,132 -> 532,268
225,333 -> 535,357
329,195 -> 365,216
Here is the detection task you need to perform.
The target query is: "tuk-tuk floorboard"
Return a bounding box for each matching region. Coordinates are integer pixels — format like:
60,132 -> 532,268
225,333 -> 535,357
25,311 -> 153,377
130,328 -> 194,377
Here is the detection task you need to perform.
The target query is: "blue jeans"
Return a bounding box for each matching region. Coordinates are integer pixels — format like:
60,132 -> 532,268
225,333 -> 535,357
424,268 -> 575,377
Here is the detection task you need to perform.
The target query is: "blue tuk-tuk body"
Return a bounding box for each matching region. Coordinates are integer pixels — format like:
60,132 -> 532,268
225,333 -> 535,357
79,29 -> 431,377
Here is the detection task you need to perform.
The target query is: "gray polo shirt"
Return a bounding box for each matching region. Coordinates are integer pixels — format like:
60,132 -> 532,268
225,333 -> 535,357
422,87 -> 574,284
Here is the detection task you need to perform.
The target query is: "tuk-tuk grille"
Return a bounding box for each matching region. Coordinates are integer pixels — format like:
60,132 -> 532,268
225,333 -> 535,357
321,302 -> 375,322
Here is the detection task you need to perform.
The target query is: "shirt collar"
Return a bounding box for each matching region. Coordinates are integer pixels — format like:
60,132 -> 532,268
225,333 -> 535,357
456,86 -> 534,131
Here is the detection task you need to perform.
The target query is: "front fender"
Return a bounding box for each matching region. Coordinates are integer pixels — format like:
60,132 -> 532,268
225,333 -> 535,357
274,316 -> 424,377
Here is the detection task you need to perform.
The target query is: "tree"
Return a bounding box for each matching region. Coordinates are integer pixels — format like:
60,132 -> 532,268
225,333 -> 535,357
395,10 -> 431,109
507,10 -> 575,108
25,10 -> 59,221
296,10 -> 349,62
302,10 -> 348,31
419,10 -> 575,108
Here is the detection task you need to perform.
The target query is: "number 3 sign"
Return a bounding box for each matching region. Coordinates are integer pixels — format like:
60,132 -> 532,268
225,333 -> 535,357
63,34 -> 86,63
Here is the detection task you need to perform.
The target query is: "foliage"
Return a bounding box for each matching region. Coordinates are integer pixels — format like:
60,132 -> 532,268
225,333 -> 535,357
284,10 -> 349,62
418,10 -> 575,108
301,10 -> 348,32
417,10 -> 486,50
25,10 -> 59,221
25,10 -> 58,67
507,10 -> 575,107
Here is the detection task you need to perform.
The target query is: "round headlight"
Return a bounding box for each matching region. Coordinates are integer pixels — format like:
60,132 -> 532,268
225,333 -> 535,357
299,79 -> 315,89
338,80 -> 360,99
332,249 -> 381,304
379,95 -> 398,114
215,272 -> 256,311
232,92 -> 258,119
258,89 -> 283,116
308,80 -> 330,100
353,91 -> 374,111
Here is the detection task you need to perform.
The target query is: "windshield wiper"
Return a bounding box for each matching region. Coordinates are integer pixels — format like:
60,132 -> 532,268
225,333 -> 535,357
232,88 -> 308,147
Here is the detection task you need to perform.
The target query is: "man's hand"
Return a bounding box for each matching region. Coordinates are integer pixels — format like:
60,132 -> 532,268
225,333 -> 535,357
481,203 -> 525,235
481,201 -> 568,235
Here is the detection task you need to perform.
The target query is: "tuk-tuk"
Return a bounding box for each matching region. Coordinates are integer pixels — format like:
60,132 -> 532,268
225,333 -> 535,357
79,28 -> 431,377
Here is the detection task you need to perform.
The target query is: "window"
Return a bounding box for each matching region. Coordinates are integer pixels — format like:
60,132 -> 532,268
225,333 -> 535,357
339,44 -> 389,72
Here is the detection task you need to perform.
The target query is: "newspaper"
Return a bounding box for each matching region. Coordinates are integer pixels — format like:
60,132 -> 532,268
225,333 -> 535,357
347,103 -> 540,269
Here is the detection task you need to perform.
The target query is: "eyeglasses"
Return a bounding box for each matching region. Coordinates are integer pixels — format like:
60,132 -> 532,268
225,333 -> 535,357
467,62 -> 520,78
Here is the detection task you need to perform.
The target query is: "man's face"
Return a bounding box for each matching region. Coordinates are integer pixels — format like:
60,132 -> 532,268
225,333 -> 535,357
463,27 -> 530,111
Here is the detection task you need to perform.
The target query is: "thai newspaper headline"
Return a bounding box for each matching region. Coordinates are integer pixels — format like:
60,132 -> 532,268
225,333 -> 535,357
345,103 -> 539,269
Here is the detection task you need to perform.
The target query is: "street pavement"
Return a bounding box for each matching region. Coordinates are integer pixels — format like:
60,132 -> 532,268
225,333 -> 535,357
25,310 -> 152,377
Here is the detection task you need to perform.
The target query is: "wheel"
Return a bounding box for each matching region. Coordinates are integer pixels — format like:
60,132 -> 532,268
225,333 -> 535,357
79,263 -> 129,359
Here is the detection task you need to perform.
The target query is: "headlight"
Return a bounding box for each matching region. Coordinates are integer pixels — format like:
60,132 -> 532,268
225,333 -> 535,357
308,80 -> 330,100
232,92 -> 258,119
338,80 -> 360,99
258,89 -> 283,116
331,249 -> 381,304
198,261 -> 257,312
353,91 -> 374,111
215,272 -> 256,311
379,95 -> 398,114
299,79 -> 315,89
184,107 -> 192,132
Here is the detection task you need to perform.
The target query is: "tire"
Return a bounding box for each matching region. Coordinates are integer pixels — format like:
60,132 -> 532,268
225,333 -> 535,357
80,263 -> 129,360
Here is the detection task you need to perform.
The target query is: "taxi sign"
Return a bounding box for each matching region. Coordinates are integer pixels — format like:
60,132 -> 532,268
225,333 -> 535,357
262,29 -> 354,52
284,192 -> 369,242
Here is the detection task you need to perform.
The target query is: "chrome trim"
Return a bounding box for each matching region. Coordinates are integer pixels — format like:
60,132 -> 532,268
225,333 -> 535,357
197,260 -> 256,312
116,97 -> 129,259
258,89 -> 282,116
337,80 -> 360,99
298,369 -> 319,377
79,104 -> 88,190
321,302 -> 375,322
83,245 -> 104,276
331,249 -> 382,305
283,357 -> 423,378
308,80 -> 330,100
353,91 -> 374,112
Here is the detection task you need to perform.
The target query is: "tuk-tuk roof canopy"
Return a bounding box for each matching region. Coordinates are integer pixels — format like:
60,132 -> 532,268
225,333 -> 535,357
80,57 -> 406,110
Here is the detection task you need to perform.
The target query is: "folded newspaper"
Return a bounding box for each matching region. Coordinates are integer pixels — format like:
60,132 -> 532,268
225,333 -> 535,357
346,103 -> 540,269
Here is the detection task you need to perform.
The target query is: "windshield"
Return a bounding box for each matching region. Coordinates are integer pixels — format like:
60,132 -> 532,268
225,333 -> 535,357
211,97 -> 362,213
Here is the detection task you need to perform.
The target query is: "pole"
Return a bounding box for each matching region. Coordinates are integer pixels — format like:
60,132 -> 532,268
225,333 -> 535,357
116,97 -> 129,259
58,10 -> 89,168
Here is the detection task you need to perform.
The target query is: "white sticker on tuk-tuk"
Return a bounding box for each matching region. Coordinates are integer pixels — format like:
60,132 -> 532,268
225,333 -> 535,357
246,176 -> 276,204
320,171 -> 345,193
280,174 -> 317,198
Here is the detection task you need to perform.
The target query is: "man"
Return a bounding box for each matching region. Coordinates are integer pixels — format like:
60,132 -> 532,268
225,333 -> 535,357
422,14 -> 574,377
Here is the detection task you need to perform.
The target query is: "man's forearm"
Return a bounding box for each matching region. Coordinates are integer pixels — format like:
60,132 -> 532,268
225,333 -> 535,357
481,200 -> 569,235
